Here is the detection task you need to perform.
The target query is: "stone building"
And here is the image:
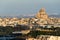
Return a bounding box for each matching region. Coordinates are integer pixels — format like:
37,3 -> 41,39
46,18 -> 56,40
35,8 -> 48,20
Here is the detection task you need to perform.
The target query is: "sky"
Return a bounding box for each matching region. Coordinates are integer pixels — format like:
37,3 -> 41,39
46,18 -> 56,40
0,0 -> 60,16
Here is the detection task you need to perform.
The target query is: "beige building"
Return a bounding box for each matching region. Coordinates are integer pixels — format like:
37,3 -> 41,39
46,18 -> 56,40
0,8 -> 60,27
35,8 -> 48,20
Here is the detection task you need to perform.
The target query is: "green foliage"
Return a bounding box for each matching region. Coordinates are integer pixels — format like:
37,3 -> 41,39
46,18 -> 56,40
0,26 -> 14,35
0,25 -> 30,35
28,31 -> 40,38
28,30 -> 56,38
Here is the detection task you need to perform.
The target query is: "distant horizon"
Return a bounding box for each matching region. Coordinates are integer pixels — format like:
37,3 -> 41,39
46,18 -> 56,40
0,0 -> 60,16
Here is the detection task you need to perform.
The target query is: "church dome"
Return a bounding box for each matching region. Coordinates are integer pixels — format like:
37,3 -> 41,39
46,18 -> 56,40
39,8 -> 45,12
35,8 -> 48,19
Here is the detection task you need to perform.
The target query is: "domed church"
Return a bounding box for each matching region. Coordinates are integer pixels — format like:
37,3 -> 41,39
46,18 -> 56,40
35,8 -> 48,20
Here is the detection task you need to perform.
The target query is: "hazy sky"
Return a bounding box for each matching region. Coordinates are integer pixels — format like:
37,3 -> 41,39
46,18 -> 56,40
0,0 -> 60,16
